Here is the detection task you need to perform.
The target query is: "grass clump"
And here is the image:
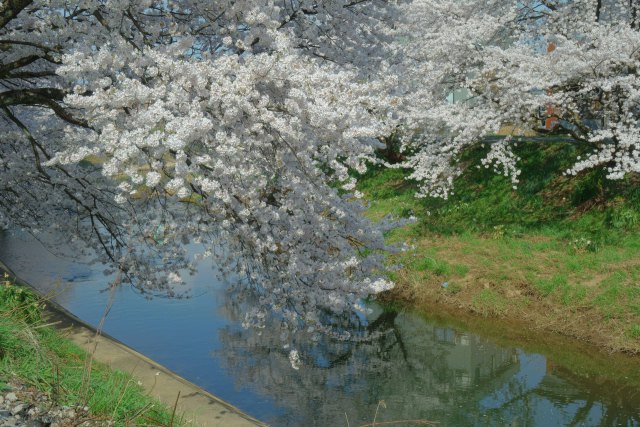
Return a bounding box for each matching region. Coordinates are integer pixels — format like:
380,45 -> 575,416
0,273 -> 184,426
472,289 -> 509,316
628,324 -> 640,340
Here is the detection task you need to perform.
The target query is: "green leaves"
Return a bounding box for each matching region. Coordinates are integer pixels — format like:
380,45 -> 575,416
0,275 -> 41,324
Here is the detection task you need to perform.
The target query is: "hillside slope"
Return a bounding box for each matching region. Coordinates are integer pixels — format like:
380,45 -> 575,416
360,137 -> 640,353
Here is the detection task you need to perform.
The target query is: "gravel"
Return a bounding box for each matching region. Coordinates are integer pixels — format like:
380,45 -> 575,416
0,381 -> 111,427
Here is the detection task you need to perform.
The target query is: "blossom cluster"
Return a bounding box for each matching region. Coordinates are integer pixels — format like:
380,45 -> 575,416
0,0 -> 399,343
393,0 -> 640,196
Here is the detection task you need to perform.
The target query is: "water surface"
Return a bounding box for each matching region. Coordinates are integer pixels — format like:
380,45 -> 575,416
1,230 -> 639,426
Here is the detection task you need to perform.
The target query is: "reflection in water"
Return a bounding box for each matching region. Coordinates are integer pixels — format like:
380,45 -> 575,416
1,230 -> 640,426
217,291 -> 640,426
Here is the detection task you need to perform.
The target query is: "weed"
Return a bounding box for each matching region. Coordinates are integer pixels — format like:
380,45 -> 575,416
0,281 -> 183,426
445,282 -> 463,295
569,237 -> 598,254
491,225 -> 507,239
0,273 -> 42,323
532,275 -> 567,297
472,289 -> 508,316
412,257 -> 450,276
571,169 -> 604,206
628,325 -> 640,340
560,283 -> 587,306
453,264 -> 470,276
609,206 -> 640,230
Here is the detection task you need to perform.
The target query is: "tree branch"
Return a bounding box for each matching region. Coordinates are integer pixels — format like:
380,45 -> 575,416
0,55 -> 41,76
0,88 -> 89,127
0,0 -> 33,29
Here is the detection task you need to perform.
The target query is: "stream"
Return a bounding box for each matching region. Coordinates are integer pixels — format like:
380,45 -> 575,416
1,230 -> 639,426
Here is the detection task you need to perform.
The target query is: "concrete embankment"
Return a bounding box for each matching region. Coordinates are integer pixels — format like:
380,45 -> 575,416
0,260 -> 266,427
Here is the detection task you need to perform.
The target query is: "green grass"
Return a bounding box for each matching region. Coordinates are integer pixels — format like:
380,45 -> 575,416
628,324 -> 640,340
471,289 -> 509,316
359,137 -> 640,352
531,274 -> 568,297
361,139 -> 640,241
0,275 -> 183,426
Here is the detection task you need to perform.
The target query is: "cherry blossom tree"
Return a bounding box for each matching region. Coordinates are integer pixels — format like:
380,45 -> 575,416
0,1 -> 400,339
3,0 -> 637,349
394,0 -> 640,198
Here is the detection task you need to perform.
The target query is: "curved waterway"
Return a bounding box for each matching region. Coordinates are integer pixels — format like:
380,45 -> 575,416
1,230 -> 639,426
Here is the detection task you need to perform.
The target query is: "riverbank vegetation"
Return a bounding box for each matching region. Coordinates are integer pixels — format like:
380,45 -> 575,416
0,274 -> 184,426
360,137 -> 640,354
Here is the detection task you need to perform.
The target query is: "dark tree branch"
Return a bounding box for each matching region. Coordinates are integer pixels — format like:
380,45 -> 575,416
0,88 -> 89,127
1,105 -> 49,176
3,70 -> 57,79
0,87 -> 65,102
344,0 -> 372,8
0,0 -> 32,29
0,55 -> 41,76
0,39 -> 56,51
539,0 -> 558,12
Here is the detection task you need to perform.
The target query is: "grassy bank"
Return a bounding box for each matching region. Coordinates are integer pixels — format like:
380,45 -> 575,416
360,138 -> 640,354
0,273 -> 183,426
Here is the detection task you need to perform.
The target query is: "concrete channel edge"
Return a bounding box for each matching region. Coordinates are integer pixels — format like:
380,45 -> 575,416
0,260 -> 267,427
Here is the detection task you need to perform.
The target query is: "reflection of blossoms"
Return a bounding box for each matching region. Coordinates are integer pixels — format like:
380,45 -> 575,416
167,272 -> 182,284
215,293 -> 524,426
216,290 -> 640,426
288,350 -> 301,370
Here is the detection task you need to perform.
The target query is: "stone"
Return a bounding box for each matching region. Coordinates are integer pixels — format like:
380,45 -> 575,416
9,404 -> 24,416
4,394 -> 16,403
1,417 -> 18,427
